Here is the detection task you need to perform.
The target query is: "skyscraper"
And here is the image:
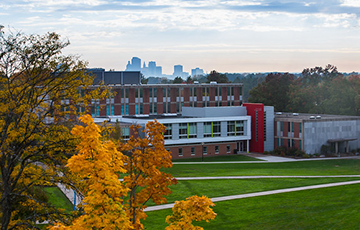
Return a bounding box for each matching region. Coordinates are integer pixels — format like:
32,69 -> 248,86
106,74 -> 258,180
148,61 -> 156,76
191,67 -> 204,76
131,57 -> 141,71
173,65 -> 183,77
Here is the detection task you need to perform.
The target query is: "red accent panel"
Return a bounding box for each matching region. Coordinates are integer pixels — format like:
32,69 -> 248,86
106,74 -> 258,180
243,103 -> 265,153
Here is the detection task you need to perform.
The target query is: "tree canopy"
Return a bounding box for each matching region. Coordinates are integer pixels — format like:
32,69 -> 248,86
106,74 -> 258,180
248,65 -> 360,116
0,30 -> 103,229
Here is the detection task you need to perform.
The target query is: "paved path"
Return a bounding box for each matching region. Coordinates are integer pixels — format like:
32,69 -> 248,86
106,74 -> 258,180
175,175 -> 360,180
172,155 -> 360,164
144,180 -> 360,212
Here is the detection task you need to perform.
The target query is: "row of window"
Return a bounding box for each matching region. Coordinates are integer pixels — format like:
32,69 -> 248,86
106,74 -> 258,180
276,138 -> 302,150
277,121 -> 302,136
163,121 -> 245,140
177,145 -> 232,157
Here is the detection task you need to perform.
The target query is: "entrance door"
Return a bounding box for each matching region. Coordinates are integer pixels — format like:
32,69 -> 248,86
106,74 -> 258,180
238,141 -> 247,152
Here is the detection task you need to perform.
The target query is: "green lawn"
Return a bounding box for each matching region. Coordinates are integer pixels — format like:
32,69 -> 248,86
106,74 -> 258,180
43,186 -> 74,213
146,177 -> 360,206
164,159 -> 360,177
172,154 -> 263,162
144,183 -> 360,229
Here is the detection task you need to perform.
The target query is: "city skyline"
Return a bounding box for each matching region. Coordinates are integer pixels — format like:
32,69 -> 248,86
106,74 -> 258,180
2,1 -> 360,74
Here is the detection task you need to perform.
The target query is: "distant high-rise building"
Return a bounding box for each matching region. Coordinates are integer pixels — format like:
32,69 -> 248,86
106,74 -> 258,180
148,61 -> 156,76
191,67 -> 204,77
125,57 -> 141,71
155,66 -> 162,76
173,65 -> 183,77
131,57 -> 141,71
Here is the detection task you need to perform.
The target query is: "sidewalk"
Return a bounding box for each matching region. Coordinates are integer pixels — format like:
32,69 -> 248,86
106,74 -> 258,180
144,180 -> 360,212
172,154 -> 360,164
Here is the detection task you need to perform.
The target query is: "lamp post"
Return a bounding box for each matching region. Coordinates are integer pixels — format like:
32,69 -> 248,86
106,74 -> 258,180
201,142 -> 204,162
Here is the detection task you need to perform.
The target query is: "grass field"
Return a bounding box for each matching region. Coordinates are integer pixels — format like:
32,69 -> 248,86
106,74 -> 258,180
165,159 -> 360,177
43,186 -> 74,213
142,159 -> 360,229
146,177 -> 360,206
172,154 -> 263,162
144,183 -> 360,229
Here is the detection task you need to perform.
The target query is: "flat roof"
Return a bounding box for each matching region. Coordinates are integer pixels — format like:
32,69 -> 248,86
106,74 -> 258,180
275,112 -> 360,122
87,83 -> 243,88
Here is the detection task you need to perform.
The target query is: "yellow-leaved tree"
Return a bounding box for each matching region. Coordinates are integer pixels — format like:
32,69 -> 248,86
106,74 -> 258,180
51,115 -> 215,230
165,195 -> 216,230
0,29 -> 105,230
50,115 -> 131,230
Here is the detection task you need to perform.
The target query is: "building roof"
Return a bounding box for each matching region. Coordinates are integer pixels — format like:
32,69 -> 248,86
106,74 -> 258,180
274,112 -> 360,122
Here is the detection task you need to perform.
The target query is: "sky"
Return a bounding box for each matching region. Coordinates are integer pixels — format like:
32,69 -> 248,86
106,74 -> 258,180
1,0 -> 360,75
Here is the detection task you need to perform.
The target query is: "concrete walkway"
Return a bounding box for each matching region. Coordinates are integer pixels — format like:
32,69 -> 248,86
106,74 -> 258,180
172,155 -> 360,164
144,179 -> 360,212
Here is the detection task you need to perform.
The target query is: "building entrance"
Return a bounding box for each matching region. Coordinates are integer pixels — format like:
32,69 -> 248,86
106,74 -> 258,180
238,141 -> 247,152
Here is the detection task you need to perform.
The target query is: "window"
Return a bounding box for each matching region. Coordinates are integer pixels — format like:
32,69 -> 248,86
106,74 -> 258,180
215,145 -> 219,154
163,124 -> 172,140
111,105 -> 114,116
96,106 -> 100,117
227,121 -> 235,136
236,121 -> 244,136
203,146 -> 207,155
292,122 -> 294,132
226,145 -> 231,153
179,123 -> 188,139
204,122 -> 212,137
188,123 -> 197,138
135,104 -> 139,114
178,148 -> 183,157
121,127 -> 130,140
91,106 -> 95,117
299,123 -> 302,133
106,105 -> 110,116
264,111 -> 267,141
299,140 -> 302,150
212,122 -> 221,137
288,122 -> 291,132
191,147 -> 195,156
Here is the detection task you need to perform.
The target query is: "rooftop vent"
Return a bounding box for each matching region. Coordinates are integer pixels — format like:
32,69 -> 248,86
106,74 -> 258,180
276,112 -> 282,115
134,114 -> 149,118
292,113 -> 299,116
316,115 -> 322,119
162,113 -> 177,117
309,116 -> 315,119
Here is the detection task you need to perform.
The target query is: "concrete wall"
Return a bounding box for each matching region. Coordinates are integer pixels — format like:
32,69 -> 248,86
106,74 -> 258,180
264,106 -> 274,151
304,119 -> 360,154
182,106 -> 247,117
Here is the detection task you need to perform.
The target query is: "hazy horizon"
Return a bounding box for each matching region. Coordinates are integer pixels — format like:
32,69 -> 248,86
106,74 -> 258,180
2,0 -> 360,74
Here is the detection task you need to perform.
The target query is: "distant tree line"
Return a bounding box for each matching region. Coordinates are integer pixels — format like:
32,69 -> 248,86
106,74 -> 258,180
248,64 -> 360,116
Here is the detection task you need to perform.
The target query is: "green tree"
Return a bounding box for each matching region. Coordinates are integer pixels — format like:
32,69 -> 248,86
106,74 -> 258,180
249,73 -> 295,112
141,74 -> 148,84
207,70 -> 228,83
0,30 -> 103,229
173,76 -> 184,84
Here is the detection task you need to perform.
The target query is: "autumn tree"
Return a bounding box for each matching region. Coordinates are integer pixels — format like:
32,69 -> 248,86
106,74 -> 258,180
0,30 -> 102,229
50,116 -> 216,230
119,121 -> 177,229
165,195 -> 216,230
50,115 -> 131,230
